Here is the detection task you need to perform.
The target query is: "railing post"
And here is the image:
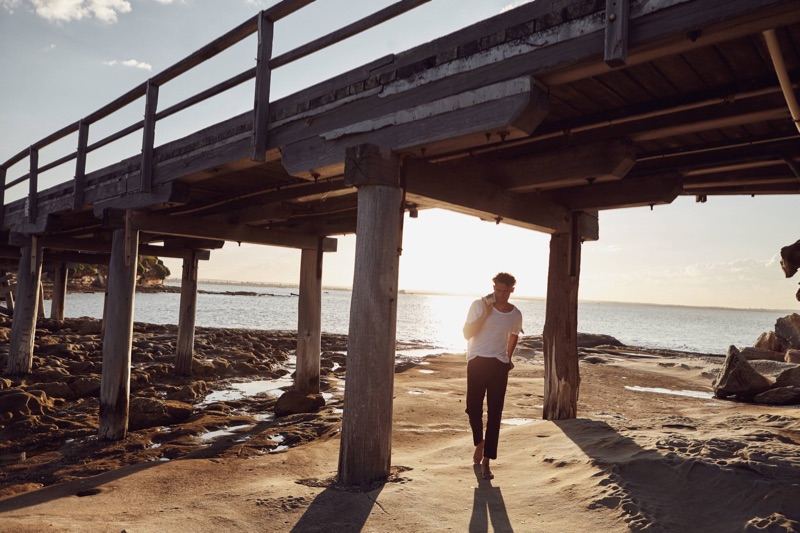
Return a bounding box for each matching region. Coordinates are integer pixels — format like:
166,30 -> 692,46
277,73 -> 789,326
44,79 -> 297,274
140,80 -> 159,193
28,147 -> 38,223
0,165 -> 6,227
251,11 -> 274,162
74,120 -> 89,209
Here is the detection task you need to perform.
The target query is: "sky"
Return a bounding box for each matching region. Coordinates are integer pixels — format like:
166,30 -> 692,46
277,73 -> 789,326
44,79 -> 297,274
1,0 -> 799,311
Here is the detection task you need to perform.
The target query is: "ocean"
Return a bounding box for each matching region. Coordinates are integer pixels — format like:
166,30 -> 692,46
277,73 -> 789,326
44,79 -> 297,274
42,282 -> 797,356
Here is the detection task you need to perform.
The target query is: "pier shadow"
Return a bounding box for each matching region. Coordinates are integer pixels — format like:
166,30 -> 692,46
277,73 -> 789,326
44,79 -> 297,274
0,460 -> 161,512
469,464 -> 514,533
291,483 -> 383,532
552,417 -> 800,531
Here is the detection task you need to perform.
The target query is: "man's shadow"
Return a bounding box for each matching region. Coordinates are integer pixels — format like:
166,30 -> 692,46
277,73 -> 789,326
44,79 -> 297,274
469,465 -> 514,533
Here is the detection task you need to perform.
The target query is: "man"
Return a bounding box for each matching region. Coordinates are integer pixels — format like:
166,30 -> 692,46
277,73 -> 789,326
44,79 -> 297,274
462,272 -> 523,480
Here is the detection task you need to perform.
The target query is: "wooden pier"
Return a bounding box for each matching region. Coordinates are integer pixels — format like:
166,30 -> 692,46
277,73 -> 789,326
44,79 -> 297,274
2,0 -> 799,486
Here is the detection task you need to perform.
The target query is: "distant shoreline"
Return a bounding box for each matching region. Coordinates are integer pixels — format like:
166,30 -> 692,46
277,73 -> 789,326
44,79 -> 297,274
164,278 -> 798,315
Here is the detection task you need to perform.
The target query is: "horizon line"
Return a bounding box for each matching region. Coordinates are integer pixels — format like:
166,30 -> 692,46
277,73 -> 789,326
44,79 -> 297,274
164,277 -> 798,315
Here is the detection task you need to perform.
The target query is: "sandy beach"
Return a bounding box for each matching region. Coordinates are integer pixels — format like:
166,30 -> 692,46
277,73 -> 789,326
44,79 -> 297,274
2,320 -> 800,532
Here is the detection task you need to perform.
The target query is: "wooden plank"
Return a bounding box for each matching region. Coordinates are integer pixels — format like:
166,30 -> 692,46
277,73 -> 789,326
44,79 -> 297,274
605,0 -> 629,67
270,0 -> 432,69
51,262 -> 67,321
140,81 -> 159,193
295,246 -> 323,393
99,227 -> 139,440
338,146 -> 402,487
542,231 -> 581,420
548,173 -> 682,210
139,245 -> 210,261
0,165 -> 5,227
481,140 -> 636,192
6,238 -> 42,376
263,0 -> 316,22
73,121 -> 89,209
252,14 -> 274,163
91,182 -> 190,215
151,15 -> 259,86
114,211 -> 338,251
174,251 -> 198,376
403,158 -> 571,235
282,77 -> 547,179
28,147 -> 38,223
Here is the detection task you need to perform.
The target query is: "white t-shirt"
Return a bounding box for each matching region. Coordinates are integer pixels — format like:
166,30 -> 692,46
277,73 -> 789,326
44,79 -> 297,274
465,300 -> 523,363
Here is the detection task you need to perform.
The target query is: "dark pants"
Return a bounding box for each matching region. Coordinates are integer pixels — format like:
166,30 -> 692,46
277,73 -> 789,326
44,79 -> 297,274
465,356 -> 510,460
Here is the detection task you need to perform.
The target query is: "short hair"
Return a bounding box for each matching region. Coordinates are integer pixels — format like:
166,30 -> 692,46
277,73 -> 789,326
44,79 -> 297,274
493,272 -> 516,287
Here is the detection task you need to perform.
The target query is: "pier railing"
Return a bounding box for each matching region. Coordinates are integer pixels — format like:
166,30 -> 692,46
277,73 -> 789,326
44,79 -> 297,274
0,0 -> 432,227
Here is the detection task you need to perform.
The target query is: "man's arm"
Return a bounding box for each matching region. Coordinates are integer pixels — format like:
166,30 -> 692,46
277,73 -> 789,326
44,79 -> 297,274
463,300 -> 492,340
506,333 -> 519,365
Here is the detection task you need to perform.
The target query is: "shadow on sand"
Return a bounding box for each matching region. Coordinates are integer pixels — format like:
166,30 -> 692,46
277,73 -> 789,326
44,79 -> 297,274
291,484 -> 384,532
469,464 -> 513,533
554,417 -> 800,531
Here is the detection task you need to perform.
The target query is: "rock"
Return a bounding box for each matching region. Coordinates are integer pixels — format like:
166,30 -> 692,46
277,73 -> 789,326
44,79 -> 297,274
191,360 -> 217,378
750,360 -> 799,378
775,367 -> 800,388
68,376 -> 101,399
753,331 -> 785,352
780,239 -> 800,277
577,333 -> 624,348
76,320 -> 102,335
0,390 -> 53,422
274,390 -> 325,417
29,382 -> 72,400
712,345 -> 773,399
30,367 -> 71,382
168,381 -> 209,402
0,378 -> 12,391
786,349 -> 800,364
739,347 -> 786,362
753,386 -> 800,405
775,314 -> 800,350
129,397 -> 194,431
36,343 -> 82,357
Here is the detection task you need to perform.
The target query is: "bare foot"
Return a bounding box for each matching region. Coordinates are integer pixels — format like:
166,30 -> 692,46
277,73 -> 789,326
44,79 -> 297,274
473,441 -> 484,464
481,458 -> 494,480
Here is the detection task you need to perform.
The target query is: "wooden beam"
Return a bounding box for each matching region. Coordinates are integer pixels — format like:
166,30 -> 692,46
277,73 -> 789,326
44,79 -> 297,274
104,211 -> 338,251
162,237 -> 225,250
140,80 -> 159,193
51,262 -> 67,321
99,227 -> 138,440
251,13 -> 274,162
73,120 -> 89,209
139,245 -> 211,261
545,173 -> 682,210
604,0 -> 629,67
282,76 -> 548,180
6,237 -> 42,376
91,182 -> 190,215
682,167 -> 796,189
174,251 -> 198,376
403,158 -> 574,235
542,231 -> 581,420
295,246 -> 323,394
338,144 -> 402,487
28,147 -> 38,223
471,140 -> 636,192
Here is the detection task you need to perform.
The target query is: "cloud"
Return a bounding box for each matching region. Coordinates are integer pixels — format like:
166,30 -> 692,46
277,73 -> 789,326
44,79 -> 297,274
3,0 -> 132,22
104,58 -> 152,71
